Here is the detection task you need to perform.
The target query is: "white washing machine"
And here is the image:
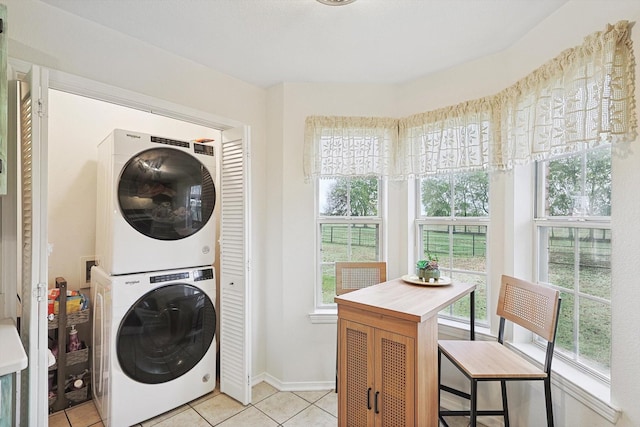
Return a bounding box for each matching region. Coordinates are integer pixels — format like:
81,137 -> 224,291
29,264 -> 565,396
91,265 -> 217,427
96,129 -> 217,275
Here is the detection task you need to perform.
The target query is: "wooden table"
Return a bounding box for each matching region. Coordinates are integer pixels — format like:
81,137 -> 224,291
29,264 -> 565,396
335,277 -> 475,427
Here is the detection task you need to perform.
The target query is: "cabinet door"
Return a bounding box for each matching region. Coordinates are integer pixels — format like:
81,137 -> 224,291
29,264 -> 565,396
339,319 -> 375,427
375,329 -> 415,426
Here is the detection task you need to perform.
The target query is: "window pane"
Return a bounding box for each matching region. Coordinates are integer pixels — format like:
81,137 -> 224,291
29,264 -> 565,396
545,227 -> 576,291
451,225 -> 486,272
349,177 -> 379,217
420,224 -> 450,266
541,146 -> 610,217
453,171 -> 489,217
321,223 -> 380,262
318,178 -> 337,215
420,175 -> 450,216
555,291 -> 575,356
440,272 -> 487,323
350,224 -> 380,260
579,297 -> 611,373
545,155 -> 581,216
319,177 -> 379,217
322,264 -> 336,305
420,171 -> 489,218
321,224 -> 349,262
538,225 -> 611,377
586,148 -> 611,216
420,225 -> 486,272
578,228 -> 611,299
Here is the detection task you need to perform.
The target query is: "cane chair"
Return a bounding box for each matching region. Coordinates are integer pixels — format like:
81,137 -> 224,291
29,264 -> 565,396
335,261 -> 387,296
438,275 -> 561,427
334,261 -> 387,392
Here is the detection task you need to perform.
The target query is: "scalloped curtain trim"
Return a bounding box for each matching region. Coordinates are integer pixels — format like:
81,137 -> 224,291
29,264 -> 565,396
303,21 -> 637,181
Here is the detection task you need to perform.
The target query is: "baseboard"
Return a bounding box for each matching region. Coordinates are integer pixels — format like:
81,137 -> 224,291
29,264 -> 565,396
252,372 -> 335,392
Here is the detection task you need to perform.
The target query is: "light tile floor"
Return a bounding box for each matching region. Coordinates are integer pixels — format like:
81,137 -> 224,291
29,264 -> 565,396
49,382 -> 337,427
49,381 -> 482,427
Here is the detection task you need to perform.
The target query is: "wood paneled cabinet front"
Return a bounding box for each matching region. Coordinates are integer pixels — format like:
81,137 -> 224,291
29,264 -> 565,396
338,318 -> 415,426
336,278 -> 475,427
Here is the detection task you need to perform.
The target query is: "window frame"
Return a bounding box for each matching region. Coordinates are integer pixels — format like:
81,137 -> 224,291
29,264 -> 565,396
314,177 -> 386,310
414,172 -> 490,327
533,146 -> 612,382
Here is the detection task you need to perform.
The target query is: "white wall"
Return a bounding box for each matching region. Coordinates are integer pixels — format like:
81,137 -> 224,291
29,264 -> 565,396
264,83 -> 402,387
2,0 -> 640,426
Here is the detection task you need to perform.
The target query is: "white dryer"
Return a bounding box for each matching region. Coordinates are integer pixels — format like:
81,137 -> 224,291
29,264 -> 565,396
91,265 -> 217,427
96,129 -> 217,275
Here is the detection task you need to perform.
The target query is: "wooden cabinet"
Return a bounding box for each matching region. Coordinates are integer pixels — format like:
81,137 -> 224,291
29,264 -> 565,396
340,319 -> 415,426
336,278 -> 475,427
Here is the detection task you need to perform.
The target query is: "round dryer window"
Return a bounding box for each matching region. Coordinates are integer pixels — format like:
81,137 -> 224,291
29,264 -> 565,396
117,147 -> 216,240
116,284 -> 216,384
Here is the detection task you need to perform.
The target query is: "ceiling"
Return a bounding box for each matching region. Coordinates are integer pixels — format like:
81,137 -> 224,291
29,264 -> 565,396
39,0 -> 569,88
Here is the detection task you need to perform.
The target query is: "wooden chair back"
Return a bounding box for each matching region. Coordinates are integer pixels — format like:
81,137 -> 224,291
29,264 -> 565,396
335,262 -> 387,296
497,275 -> 561,342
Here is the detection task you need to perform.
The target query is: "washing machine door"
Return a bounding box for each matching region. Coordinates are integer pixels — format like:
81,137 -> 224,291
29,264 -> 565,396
116,283 -> 216,384
117,147 -> 216,241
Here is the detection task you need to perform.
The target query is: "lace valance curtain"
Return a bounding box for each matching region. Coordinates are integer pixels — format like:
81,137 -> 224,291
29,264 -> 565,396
303,116 -> 399,181
398,97 -> 496,177
494,20 -> 637,169
303,21 -> 636,181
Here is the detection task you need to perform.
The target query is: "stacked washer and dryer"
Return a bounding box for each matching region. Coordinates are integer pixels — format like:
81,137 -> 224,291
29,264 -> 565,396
91,129 -> 218,427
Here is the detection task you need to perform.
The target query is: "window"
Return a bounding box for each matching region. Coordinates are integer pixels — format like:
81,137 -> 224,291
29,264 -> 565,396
535,146 -> 611,379
416,171 -> 489,325
316,177 -> 383,308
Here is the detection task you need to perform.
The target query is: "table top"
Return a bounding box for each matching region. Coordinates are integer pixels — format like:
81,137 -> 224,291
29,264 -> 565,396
335,277 -> 476,323
0,318 -> 28,377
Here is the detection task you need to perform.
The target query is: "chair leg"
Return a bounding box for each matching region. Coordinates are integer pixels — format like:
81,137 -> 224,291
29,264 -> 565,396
438,350 -> 441,412
544,377 -> 554,427
470,379 -> 478,427
501,380 -> 509,427
438,349 -> 449,426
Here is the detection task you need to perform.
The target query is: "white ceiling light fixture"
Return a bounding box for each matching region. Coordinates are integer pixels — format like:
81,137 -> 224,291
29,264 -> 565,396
316,0 -> 357,6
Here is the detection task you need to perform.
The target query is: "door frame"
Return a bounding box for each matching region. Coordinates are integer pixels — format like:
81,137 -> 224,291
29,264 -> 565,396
6,57 -> 252,424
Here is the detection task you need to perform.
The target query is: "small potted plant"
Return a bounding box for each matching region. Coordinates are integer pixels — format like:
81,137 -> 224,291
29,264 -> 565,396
416,253 -> 440,281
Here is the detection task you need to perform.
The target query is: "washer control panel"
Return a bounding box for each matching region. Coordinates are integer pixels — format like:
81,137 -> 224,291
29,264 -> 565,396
150,272 -> 190,283
149,268 -> 214,283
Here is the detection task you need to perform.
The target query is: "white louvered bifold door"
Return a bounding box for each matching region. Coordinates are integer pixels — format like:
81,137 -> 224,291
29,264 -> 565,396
219,126 -> 251,405
19,66 -> 49,427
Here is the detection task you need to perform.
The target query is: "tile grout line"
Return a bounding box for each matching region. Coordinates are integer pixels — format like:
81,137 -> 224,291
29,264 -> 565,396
312,402 -> 338,419
54,385 -> 338,427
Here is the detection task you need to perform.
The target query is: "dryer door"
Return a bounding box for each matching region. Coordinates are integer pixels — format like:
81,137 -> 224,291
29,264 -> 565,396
116,283 -> 216,384
117,147 -> 216,241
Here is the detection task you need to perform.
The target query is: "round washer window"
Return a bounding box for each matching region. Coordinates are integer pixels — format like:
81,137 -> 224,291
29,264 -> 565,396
118,147 -> 215,241
116,284 -> 216,384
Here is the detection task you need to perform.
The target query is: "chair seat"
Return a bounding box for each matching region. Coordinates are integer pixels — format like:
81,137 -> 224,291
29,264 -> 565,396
439,340 -> 547,380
